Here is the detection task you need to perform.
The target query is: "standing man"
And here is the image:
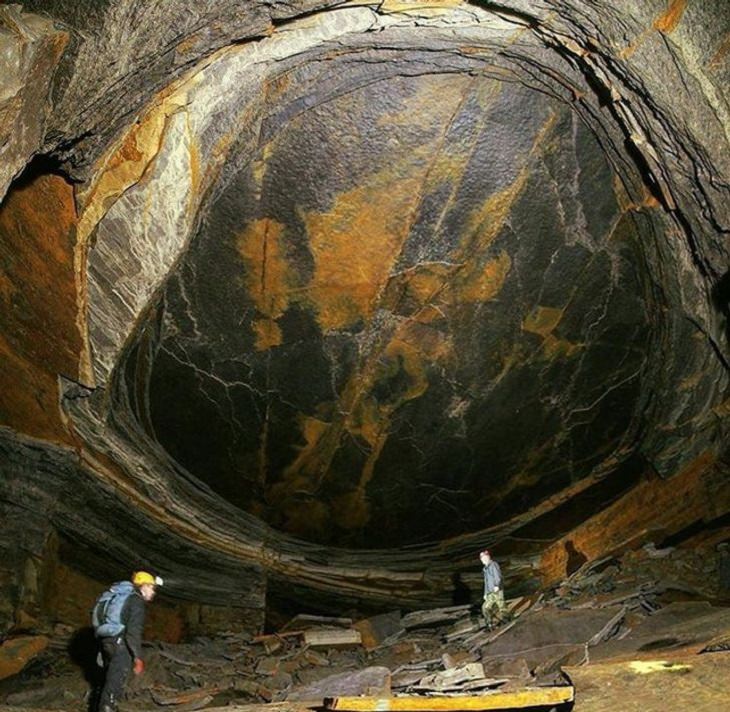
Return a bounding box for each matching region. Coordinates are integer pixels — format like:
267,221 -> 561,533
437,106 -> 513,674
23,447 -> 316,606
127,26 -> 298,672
480,549 -> 507,629
92,571 -> 163,712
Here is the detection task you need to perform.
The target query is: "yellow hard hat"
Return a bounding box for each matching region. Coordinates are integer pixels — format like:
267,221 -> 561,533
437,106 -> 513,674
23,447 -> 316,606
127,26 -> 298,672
132,571 -> 163,586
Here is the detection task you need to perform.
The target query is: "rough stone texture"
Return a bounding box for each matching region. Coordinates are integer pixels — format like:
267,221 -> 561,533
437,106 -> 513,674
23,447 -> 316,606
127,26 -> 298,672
0,636 -> 49,680
140,70 -> 653,547
0,167 -> 83,442
0,0 -> 728,613
0,428 -> 267,634
0,5 -> 68,201
538,452 -> 730,585
287,666 -> 391,700
81,6 -> 381,385
15,0 -> 348,170
480,606 -> 625,670
0,499 -> 53,635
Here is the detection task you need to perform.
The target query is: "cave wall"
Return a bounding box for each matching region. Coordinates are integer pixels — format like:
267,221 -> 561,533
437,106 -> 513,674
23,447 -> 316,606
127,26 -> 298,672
139,70 -> 654,547
0,0 -> 728,623
0,429 -> 267,635
0,5 -> 68,198
0,166 -> 84,443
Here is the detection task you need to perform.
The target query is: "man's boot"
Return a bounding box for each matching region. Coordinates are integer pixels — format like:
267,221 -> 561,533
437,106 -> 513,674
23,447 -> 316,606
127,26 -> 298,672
99,694 -> 117,712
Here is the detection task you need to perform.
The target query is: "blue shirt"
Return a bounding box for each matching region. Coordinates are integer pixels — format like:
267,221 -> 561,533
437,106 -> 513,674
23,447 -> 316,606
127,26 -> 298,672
483,560 -> 503,593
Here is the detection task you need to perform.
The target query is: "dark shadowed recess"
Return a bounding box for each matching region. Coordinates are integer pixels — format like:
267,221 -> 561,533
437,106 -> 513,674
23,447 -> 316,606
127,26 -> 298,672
116,64 -> 656,548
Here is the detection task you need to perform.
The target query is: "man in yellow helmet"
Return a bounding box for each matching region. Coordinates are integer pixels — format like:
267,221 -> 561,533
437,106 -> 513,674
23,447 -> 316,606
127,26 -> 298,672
92,571 -> 163,712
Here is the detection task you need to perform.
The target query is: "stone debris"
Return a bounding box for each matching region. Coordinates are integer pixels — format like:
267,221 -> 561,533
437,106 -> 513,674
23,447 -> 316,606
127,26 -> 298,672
151,686 -> 221,706
354,612 -> 403,651
0,637 -> 49,681
282,615 -> 353,632
401,606 -> 472,631
287,667 -> 391,701
1,543 -> 729,710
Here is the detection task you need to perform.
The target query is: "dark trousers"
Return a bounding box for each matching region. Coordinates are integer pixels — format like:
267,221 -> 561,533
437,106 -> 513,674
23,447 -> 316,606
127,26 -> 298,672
98,637 -> 132,710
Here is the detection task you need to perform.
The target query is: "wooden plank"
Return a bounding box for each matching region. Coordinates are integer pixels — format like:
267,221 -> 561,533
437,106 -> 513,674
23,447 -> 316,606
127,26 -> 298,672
303,628 -> 362,648
325,686 -> 574,711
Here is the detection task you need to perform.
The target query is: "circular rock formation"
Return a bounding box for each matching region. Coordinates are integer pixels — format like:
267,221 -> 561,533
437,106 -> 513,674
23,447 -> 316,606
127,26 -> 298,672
129,71 -> 654,547
0,0 -> 728,620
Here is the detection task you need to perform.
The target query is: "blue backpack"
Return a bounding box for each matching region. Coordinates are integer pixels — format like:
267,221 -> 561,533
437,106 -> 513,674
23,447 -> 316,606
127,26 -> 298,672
92,581 -> 135,638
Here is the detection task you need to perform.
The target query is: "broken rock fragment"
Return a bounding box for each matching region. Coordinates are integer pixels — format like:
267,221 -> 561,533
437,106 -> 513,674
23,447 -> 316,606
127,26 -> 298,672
287,666 -> 391,702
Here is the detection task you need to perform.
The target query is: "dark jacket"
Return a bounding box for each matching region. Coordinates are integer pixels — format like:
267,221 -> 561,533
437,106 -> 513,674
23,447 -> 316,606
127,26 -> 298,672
120,591 -> 146,659
483,560 -> 503,594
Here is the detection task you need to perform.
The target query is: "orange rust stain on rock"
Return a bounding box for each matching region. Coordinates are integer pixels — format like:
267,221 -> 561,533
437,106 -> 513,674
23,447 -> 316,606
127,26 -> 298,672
539,452 -> 724,586
388,263 -> 456,311
523,305 -> 564,338
382,248 -> 511,318
464,112 -> 556,252
237,217 -> 293,350
300,164 -> 427,332
464,162 -> 529,248
264,93 -> 558,539
271,415 -> 331,499
654,0 -> 688,34
523,305 -> 582,359
269,317 -> 456,531
707,32 -> 730,70
0,636 -> 49,680
329,320 -> 454,530
298,76 -> 473,334
267,111 -> 557,537
386,321 -> 452,394
251,318 -> 283,350
77,100 -> 173,239
613,174 -> 634,213
613,174 -> 661,213
678,370 -> 704,391
0,172 -> 82,443
175,33 -> 200,56
459,250 -> 512,303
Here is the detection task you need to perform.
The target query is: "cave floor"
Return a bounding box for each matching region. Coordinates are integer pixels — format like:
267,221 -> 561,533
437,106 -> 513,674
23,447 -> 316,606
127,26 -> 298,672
1,640 -> 729,712
2,550 -> 729,712
2,597 -> 729,709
